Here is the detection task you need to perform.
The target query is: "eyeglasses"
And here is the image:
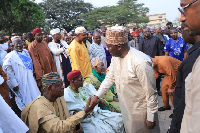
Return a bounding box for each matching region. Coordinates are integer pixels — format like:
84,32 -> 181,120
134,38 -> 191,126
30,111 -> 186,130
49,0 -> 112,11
106,45 -> 117,50
178,0 -> 198,15
75,77 -> 83,81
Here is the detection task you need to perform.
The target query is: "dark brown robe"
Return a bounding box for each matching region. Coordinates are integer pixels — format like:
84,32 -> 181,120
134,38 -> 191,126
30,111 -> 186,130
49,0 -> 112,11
28,40 -> 57,89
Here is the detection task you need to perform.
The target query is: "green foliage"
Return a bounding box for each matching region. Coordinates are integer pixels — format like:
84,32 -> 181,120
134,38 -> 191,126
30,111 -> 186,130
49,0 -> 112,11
0,0 -> 45,35
81,0 -> 149,31
39,0 -> 93,32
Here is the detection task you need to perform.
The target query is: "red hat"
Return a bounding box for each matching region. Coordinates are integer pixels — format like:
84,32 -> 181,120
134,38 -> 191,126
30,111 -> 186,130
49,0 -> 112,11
132,30 -> 140,36
32,28 -> 42,36
67,70 -> 81,81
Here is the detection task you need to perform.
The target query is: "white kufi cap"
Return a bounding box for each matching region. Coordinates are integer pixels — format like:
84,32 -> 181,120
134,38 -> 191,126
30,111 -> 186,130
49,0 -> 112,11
75,27 -> 86,34
50,28 -> 60,35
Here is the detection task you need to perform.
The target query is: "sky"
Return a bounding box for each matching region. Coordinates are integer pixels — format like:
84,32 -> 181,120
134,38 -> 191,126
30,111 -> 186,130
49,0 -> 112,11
35,0 -> 180,21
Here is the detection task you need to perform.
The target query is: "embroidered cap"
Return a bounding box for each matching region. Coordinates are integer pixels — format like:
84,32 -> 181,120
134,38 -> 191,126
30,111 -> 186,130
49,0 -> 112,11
105,24 -> 128,45
91,57 -> 102,68
41,72 -> 62,89
75,27 -> 87,34
11,36 -> 21,43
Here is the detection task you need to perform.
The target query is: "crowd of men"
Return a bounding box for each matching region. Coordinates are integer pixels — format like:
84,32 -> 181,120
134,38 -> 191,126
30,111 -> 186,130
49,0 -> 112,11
0,0 -> 200,132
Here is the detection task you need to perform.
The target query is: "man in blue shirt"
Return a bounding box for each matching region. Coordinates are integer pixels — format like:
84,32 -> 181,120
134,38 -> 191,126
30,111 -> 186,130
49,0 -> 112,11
164,28 -> 188,61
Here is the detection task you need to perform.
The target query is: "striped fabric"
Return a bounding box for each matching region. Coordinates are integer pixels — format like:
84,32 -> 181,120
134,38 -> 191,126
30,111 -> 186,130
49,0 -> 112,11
11,36 -> 21,43
41,72 -> 62,88
91,57 -> 102,68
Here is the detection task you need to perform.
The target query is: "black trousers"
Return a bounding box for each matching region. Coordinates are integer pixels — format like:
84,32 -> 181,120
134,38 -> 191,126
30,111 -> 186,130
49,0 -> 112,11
156,75 -> 161,92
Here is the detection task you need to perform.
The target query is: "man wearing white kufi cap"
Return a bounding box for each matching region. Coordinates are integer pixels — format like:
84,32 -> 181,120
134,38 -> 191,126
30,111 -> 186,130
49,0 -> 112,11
90,25 -> 160,133
48,28 -> 72,87
68,26 -> 92,79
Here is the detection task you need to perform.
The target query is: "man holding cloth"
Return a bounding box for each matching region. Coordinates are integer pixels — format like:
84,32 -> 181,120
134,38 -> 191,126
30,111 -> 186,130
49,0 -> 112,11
89,25 -> 159,133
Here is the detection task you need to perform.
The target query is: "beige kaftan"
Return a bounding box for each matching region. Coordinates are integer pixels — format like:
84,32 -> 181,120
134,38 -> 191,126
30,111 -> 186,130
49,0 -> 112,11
95,47 -> 159,133
180,56 -> 200,133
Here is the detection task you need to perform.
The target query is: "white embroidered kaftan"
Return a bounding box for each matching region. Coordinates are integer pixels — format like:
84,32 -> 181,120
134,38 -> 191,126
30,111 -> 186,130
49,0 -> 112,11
0,94 -> 29,133
3,50 -> 40,110
64,83 -> 124,133
48,40 -> 71,87
95,47 -> 160,133
89,43 -> 107,69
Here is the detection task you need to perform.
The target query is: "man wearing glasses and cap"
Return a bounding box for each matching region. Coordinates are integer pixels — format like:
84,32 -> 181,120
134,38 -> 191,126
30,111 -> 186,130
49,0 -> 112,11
169,0 -> 200,132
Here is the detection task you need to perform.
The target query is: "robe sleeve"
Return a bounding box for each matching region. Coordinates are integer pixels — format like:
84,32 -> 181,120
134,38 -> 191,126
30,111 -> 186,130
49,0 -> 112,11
28,46 -> 43,86
3,62 -> 18,89
160,59 -> 177,89
41,111 -> 85,133
153,68 -> 160,79
95,58 -> 115,98
69,46 -> 82,71
48,43 -> 64,56
135,62 -> 158,122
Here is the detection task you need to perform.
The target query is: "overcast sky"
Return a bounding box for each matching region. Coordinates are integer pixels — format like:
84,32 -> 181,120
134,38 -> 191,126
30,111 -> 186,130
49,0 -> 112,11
35,0 -> 180,21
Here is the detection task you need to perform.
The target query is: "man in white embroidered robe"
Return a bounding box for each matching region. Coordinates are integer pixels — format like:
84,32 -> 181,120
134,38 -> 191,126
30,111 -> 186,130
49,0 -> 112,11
3,36 -> 40,112
90,26 -> 160,133
49,28 -> 72,87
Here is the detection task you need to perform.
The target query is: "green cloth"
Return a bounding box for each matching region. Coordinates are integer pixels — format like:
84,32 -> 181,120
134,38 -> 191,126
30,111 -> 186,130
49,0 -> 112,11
84,73 -> 121,113
92,69 -> 117,98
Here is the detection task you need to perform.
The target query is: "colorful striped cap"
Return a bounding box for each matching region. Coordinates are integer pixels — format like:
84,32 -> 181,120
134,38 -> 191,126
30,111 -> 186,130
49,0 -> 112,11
91,57 -> 102,68
41,72 -> 62,89
11,36 -> 21,43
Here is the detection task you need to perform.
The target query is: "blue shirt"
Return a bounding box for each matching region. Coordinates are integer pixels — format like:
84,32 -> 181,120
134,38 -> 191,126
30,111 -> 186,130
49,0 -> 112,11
164,37 -> 188,61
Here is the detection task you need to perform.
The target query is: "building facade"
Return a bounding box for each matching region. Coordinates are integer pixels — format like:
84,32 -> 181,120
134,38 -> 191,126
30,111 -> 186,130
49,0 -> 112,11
147,13 -> 167,27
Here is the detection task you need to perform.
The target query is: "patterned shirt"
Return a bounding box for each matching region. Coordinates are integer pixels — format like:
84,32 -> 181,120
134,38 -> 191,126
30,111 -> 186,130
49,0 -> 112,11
89,43 -> 107,69
164,37 -> 188,61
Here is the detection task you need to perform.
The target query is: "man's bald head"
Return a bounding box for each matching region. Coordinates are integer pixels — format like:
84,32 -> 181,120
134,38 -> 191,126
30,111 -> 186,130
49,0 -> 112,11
93,32 -> 101,45
93,32 -> 100,37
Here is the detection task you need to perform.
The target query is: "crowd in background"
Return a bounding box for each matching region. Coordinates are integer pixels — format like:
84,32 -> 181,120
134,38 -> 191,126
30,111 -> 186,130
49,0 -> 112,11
0,7 -> 199,132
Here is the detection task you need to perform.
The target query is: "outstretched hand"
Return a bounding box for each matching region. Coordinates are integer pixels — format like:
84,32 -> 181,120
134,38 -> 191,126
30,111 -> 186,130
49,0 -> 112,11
89,95 -> 99,108
146,119 -> 156,129
84,96 -> 98,114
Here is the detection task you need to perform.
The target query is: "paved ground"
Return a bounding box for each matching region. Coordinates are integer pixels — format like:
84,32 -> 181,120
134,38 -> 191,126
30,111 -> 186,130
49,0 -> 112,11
158,95 -> 173,133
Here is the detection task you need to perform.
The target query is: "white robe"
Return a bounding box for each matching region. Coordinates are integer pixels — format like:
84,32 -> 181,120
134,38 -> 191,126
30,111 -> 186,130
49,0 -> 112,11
95,47 -> 160,133
48,40 -> 71,81
3,50 -> 40,110
0,94 -> 29,133
64,83 -> 124,133
89,43 -> 107,69
0,43 -> 8,51
0,47 -> 7,66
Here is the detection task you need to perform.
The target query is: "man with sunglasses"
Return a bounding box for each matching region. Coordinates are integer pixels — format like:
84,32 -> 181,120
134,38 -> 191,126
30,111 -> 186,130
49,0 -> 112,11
168,0 -> 200,132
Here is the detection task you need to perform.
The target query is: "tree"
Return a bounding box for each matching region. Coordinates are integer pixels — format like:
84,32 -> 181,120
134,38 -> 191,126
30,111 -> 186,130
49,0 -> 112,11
39,0 -> 93,32
81,0 -> 149,31
0,0 -> 45,35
